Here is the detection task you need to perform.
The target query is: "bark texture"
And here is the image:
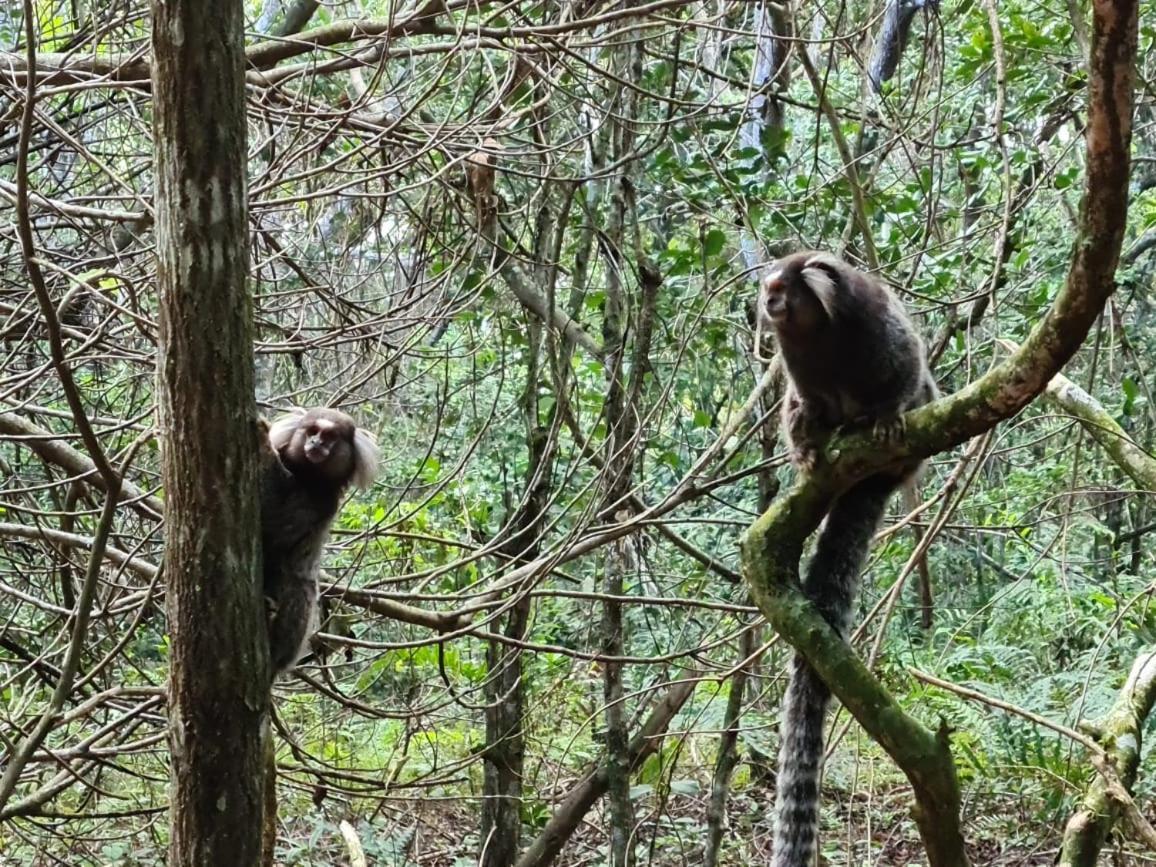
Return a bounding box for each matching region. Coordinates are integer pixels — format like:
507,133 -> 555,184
152,1 -> 270,864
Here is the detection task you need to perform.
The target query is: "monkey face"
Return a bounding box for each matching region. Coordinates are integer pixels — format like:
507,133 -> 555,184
290,414 -> 356,484
300,417 -> 348,464
760,252 -> 840,332
267,406 -> 380,491
759,272 -> 792,324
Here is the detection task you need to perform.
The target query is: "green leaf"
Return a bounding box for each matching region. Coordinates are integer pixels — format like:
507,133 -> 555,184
702,228 -> 726,258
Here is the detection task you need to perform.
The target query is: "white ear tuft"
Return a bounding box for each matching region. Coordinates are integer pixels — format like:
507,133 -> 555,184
349,427 -> 380,490
802,252 -> 843,270
801,265 -> 839,318
267,408 -> 306,451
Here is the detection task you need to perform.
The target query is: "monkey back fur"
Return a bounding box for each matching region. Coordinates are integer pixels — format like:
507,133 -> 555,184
261,456 -> 342,673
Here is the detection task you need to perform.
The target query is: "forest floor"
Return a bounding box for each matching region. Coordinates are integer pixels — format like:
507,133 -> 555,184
277,780 -> 1100,866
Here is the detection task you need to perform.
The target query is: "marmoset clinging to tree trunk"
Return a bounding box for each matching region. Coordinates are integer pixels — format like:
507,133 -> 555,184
260,407 -> 378,677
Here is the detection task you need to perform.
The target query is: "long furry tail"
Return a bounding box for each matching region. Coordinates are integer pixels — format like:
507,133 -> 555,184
771,474 -> 900,867
867,0 -> 940,93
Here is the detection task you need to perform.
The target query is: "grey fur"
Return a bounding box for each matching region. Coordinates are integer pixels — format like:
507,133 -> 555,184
867,0 -> 940,94
260,408 -> 379,676
759,253 -> 936,866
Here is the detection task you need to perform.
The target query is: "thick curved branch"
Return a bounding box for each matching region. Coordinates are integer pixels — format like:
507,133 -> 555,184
499,258 -> 604,357
1038,365 -> 1156,490
808,0 -> 1138,494
325,584 -> 470,633
740,484 -> 968,864
0,523 -> 158,580
244,0 -> 695,69
513,677 -> 698,867
1014,366 -> 1156,863
741,3 -> 1138,865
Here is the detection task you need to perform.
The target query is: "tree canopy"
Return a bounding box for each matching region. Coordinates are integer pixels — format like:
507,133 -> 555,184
1,1 -> 1155,865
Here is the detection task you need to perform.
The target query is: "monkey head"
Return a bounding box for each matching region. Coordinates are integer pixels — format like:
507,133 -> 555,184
267,407 -> 379,491
758,251 -> 847,335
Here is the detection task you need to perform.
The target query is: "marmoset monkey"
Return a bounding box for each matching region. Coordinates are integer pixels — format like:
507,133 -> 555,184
260,407 -> 379,676
756,251 -> 936,867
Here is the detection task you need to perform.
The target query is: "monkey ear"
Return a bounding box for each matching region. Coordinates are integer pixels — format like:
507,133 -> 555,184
349,427 -> 380,490
800,256 -> 842,319
268,408 -> 307,451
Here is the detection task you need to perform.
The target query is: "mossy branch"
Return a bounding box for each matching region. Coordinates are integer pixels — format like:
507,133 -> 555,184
741,2 -> 1138,865
740,482 -> 968,865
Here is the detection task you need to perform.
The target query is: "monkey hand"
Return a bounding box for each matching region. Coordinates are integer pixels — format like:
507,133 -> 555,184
870,412 -> 907,443
790,440 -> 821,473
783,397 -> 826,473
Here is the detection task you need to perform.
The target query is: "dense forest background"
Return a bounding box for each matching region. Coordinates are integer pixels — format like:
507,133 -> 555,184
1,0 -> 1155,864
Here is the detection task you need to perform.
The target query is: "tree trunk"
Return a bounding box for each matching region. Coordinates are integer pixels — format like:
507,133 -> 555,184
152,1 -> 270,864
703,623 -> 758,867
705,367 -> 778,867
480,419 -> 548,867
514,680 -> 697,867
481,599 -> 531,866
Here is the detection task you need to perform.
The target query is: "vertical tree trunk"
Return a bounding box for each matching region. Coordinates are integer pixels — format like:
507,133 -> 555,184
598,21 -> 657,862
704,373 -> 778,867
703,624 -> 758,867
481,609 -> 530,866
601,34 -> 641,858
480,418 -> 550,867
600,547 -> 633,867
152,2 -> 270,864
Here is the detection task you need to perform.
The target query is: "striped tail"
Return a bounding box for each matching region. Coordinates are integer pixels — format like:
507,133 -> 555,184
771,474 -> 899,866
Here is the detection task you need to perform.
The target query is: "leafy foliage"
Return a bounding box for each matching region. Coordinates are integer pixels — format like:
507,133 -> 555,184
0,0 -> 1154,864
